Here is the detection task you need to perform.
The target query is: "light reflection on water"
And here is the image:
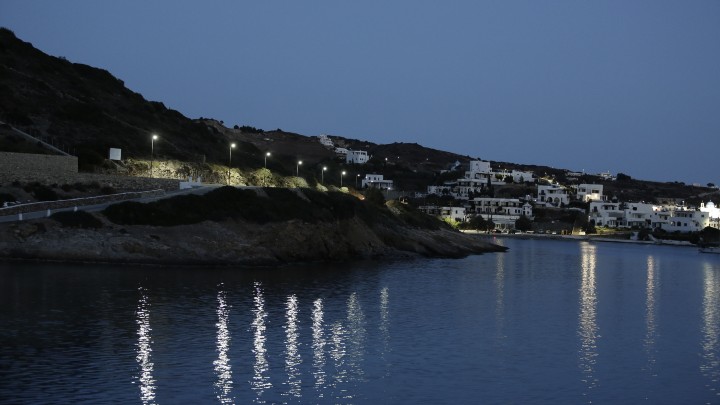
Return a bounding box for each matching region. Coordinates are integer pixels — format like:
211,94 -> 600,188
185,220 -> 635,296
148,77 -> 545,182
251,282 -> 271,401
578,242 -> 598,396
311,298 -> 326,392
213,287 -> 233,404
135,287 -> 156,405
644,256 -> 658,372
3,239 -> 720,403
701,263 -> 720,399
283,294 -> 302,399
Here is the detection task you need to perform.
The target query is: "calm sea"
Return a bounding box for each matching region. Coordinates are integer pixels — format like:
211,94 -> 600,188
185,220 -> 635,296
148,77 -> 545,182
1,238 -> 719,404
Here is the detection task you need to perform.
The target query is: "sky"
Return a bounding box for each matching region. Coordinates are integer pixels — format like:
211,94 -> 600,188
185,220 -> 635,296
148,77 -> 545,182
1,1 -> 719,185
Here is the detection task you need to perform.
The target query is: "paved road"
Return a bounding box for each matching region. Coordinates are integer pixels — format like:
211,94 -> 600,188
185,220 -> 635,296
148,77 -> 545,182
0,184 -> 225,223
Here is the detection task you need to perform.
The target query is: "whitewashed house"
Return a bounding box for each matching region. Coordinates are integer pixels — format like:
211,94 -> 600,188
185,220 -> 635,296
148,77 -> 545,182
346,150 -> 369,164
576,184 -> 604,202
334,147 -> 349,157
537,184 -> 570,207
318,135 -> 334,148
361,174 -> 393,190
440,207 -> 467,223
468,197 -> 533,230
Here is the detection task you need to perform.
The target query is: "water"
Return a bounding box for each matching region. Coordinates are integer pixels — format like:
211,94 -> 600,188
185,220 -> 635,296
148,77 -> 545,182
1,237 -> 719,404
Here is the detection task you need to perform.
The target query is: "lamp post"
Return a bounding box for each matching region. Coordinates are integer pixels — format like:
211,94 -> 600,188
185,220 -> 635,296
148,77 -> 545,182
322,166 -> 327,184
356,174 -> 360,188
341,171 -> 346,187
264,152 -> 271,168
229,143 -> 236,167
228,143 -> 236,185
150,134 -> 158,177
296,160 -> 302,177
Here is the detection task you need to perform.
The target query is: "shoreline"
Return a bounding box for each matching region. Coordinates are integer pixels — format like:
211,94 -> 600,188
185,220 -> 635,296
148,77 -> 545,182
461,230 -> 698,248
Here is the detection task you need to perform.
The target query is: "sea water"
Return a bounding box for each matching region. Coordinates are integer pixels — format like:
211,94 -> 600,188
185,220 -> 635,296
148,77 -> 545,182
1,237 -> 719,404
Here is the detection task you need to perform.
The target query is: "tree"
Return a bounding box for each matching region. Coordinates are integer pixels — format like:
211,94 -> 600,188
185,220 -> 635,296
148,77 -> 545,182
616,173 -> 632,181
708,183 -> 716,188
364,187 -> 385,206
515,215 -> 532,232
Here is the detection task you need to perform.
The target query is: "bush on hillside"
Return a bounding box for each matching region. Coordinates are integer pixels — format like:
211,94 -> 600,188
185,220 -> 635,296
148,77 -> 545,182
50,210 -> 102,229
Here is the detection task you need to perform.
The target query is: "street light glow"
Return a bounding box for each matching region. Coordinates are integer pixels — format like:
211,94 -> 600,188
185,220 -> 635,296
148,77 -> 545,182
150,134 -> 159,177
264,152 -> 271,168
296,160 -> 303,177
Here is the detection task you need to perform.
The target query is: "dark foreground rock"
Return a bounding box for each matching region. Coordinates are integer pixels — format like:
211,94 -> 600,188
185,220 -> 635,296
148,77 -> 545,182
0,216 -> 506,266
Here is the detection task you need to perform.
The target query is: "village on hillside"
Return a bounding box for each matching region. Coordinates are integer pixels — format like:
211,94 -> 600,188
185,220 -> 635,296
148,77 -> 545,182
318,135 -> 720,237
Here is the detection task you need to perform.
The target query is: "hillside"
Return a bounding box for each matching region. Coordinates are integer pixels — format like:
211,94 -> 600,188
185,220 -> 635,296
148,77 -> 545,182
0,27 -> 714,202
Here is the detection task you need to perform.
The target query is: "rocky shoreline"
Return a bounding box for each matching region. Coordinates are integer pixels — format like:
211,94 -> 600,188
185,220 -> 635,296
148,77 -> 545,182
0,216 -> 507,266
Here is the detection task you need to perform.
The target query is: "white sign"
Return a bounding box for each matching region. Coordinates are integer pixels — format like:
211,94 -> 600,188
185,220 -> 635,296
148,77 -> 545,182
109,148 -> 122,161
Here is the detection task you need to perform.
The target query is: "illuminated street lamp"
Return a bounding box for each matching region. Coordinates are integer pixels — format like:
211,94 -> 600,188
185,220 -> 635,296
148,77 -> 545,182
227,143 -> 236,185
150,134 -> 158,177
229,143 -> 236,167
341,170 -> 346,187
322,166 -> 327,184
356,174 -> 360,188
296,160 -> 303,177
264,152 -> 271,168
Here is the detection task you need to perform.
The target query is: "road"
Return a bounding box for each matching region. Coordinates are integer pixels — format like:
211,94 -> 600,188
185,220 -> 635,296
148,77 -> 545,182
0,184 -> 225,223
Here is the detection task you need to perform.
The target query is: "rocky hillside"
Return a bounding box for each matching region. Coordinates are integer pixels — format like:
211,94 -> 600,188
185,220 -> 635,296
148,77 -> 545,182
0,187 -> 506,265
0,27 -> 714,201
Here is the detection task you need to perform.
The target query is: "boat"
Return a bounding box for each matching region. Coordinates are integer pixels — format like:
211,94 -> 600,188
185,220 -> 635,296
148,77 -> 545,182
699,246 -> 720,254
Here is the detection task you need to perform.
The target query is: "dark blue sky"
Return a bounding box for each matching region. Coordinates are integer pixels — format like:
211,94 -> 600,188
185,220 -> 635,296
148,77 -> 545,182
2,1 -> 719,185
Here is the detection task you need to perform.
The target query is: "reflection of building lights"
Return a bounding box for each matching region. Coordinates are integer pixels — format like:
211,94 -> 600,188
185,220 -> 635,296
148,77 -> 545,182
644,256 -> 658,369
135,287 -> 156,405
701,263 -> 720,394
578,242 -> 599,393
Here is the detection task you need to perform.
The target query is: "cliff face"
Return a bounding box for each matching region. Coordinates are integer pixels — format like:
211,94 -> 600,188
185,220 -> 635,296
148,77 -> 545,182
0,216 -> 505,266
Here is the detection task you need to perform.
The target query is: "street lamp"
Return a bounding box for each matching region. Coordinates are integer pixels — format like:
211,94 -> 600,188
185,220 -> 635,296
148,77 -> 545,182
322,166 -> 327,184
264,152 -> 271,168
150,134 -> 158,177
356,174 -> 360,188
229,143 -> 236,167
296,160 -> 303,177
341,170 -> 346,187
228,143 -> 236,185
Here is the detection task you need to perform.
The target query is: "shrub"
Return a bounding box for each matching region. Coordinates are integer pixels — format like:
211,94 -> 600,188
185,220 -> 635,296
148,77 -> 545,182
364,188 -> 385,206
50,211 -> 102,229
0,192 -> 16,205
32,185 -> 58,201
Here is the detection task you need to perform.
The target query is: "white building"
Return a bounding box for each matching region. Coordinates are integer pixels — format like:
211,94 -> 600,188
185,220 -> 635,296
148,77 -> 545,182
334,147 -> 349,157
440,207 -> 467,223
509,169 -> 535,183
576,184 -> 604,202
589,200 -> 720,233
662,201 -> 720,233
537,184 -> 570,207
318,135 -> 334,148
361,174 -> 393,190
346,150 -> 369,164
468,197 -> 533,230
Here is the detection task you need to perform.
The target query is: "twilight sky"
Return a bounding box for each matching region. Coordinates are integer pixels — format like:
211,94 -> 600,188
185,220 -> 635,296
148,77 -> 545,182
1,1 -> 719,185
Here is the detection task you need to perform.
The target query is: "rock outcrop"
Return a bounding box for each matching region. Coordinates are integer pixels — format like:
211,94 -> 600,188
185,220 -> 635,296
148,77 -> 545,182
0,216 -> 505,266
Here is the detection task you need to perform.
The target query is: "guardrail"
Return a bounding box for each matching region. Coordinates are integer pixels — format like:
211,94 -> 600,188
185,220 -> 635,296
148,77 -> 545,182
0,189 -> 165,216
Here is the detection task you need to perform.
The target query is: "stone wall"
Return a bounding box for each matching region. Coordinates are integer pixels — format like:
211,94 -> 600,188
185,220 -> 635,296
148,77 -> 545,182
0,152 -> 179,191
0,152 -> 77,181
